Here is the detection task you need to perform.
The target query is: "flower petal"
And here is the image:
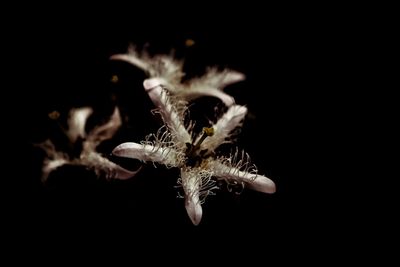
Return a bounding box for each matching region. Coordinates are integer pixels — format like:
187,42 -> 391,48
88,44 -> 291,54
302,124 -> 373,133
183,68 -> 245,105
177,89 -> 235,106
185,195 -> 202,226
79,151 -> 140,180
108,163 -> 141,180
199,105 -> 247,152
66,107 -> 92,143
211,161 -> 276,194
85,107 -> 122,150
37,139 -> 70,182
144,79 -> 191,145
180,169 -> 203,225
246,175 -> 276,194
111,50 -> 184,85
111,49 -> 244,105
190,68 -> 245,90
112,142 -> 180,167
110,53 -> 150,73
42,158 -> 69,182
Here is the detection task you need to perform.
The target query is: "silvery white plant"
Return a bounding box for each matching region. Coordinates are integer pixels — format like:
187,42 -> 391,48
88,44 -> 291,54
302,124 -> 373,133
112,78 -> 276,225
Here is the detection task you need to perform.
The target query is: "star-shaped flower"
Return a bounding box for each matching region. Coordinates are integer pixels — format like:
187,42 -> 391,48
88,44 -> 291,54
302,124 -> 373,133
110,46 -> 245,106
112,78 -> 276,225
38,107 -> 137,182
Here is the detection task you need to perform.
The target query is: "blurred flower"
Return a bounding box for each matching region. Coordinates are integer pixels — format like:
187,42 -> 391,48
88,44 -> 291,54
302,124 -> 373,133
38,107 -> 137,182
112,78 -> 275,225
111,46 -> 245,106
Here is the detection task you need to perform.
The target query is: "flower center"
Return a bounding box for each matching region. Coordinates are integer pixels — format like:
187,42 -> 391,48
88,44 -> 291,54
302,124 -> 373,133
185,127 -> 214,167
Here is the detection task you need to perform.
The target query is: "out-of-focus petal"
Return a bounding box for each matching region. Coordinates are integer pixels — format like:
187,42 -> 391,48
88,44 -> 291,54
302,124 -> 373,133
111,49 -> 244,105
111,51 -> 184,85
37,140 -> 70,182
85,107 -> 122,149
177,89 -> 235,106
188,68 -> 245,92
110,54 -> 149,72
79,151 -> 140,180
176,68 -> 245,104
214,69 -> 246,88
66,107 -> 92,143
42,158 -> 69,182
109,164 -> 142,180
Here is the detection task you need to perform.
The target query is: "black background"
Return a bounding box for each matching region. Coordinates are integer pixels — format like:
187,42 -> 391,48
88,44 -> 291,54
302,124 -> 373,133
8,4 -> 380,263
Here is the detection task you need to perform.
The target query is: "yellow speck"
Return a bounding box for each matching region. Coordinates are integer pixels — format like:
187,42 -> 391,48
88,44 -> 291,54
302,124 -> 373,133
48,110 -> 60,120
185,39 -> 195,47
203,127 -> 214,136
111,75 -> 119,83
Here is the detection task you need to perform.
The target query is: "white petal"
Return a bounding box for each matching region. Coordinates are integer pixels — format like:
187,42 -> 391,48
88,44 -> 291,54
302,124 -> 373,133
200,105 -> 247,151
246,175 -> 276,194
111,52 -> 184,85
110,54 -> 149,72
42,158 -> 69,182
37,140 -> 69,182
66,107 -> 92,142
180,169 -> 203,225
185,195 -> 203,226
143,78 -> 165,90
108,163 -> 141,180
211,161 -> 276,194
177,89 -> 235,106
182,68 -> 245,104
112,142 -> 179,167
189,68 -> 245,90
79,151 -> 139,180
144,79 -> 191,145
216,70 -> 246,88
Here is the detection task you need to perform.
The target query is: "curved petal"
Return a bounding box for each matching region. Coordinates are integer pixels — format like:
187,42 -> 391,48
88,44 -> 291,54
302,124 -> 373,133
199,105 -> 247,152
111,51 -> 184,84
79,151 -> 140,180
109,164 -> 141,180
184,68 -> 245,105
177,89 -> 235,106
211,161 -> 276,194
110,54 -> 149,72
245,175 -> 276,194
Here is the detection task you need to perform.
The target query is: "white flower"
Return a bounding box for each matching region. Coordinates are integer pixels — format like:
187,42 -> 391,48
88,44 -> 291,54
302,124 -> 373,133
110,46 -> 245,106
38,107 -> 138,182
112,79 -> 276,225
